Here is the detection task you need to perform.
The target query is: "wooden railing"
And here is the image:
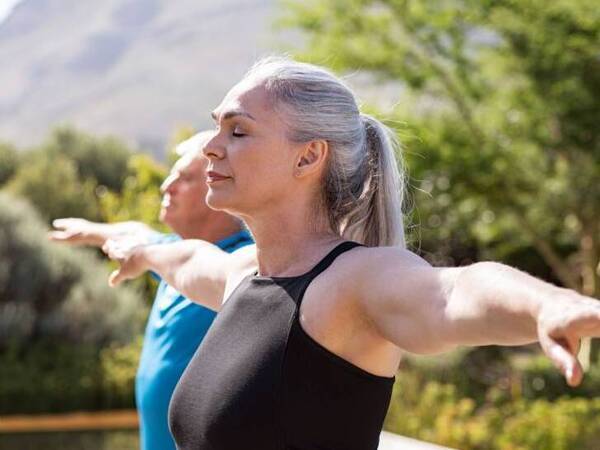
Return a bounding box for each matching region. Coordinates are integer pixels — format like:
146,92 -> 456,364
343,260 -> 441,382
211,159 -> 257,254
0,411 -> 456,449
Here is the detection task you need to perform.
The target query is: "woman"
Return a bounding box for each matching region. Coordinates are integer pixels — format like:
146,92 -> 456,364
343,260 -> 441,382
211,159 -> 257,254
105,57 -> 600,450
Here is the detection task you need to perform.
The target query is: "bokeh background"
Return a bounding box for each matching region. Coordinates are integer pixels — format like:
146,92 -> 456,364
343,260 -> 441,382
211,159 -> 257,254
0,1 -> 598,449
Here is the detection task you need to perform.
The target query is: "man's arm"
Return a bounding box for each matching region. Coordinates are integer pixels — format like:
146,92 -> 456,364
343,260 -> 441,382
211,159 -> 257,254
49,218 -> 159,247
349,247 -> 600,386
103,238 -> 257,311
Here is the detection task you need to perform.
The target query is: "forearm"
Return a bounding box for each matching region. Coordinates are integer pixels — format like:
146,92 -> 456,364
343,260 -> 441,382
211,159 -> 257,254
446,261 -> 554,347
95,221 -> 158,244
136,239 -> 229,309
51,219 -> 159,247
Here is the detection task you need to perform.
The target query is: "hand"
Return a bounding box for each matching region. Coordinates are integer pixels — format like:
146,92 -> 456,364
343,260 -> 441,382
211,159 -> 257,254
537,289 -> 600,386
102,237 -> 149,286
49,218 -> 106,247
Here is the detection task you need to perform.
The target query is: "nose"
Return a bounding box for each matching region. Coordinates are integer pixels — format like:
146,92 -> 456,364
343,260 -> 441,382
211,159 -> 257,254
160,172 -> 178,194
202,133 -> 226,161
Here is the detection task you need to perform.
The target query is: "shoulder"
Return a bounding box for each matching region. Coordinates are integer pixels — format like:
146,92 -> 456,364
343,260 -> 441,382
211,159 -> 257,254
315,244 -> 435,312
328,245 -> 431,281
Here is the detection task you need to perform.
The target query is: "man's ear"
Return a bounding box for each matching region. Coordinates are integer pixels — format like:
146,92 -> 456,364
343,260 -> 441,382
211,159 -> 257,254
294,140 -> 328,178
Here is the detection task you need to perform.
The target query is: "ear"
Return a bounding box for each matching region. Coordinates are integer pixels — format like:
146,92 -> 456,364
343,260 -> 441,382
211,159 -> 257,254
294,140 -> 328,179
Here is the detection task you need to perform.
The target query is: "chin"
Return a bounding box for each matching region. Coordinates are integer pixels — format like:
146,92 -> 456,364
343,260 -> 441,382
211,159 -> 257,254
159,209 -> 176,227
205,188 -> 242,215
158,209 -> 167,223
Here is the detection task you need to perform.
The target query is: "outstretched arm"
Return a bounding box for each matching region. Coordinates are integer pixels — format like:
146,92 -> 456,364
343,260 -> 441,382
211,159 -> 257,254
103,238 -> 257,311
49,218 -> 159,247
351,247 -> 600,386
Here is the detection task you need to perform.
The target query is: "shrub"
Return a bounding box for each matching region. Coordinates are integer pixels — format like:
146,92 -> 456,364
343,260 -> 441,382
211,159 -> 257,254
6,152 -> 100,223
0,142 -> 18,186
384,368 -> 600,450
0,339 -> 142,414
0,192 -> 144,346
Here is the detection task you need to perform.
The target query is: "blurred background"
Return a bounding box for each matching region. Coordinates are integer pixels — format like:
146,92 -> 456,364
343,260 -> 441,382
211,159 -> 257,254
0,0 -> 598,449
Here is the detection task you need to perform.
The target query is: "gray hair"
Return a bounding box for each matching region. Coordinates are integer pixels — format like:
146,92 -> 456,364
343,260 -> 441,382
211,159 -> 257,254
243,57 -> 405,247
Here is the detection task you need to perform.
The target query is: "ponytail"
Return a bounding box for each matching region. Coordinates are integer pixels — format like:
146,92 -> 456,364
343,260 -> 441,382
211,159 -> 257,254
339,114 -> 405,247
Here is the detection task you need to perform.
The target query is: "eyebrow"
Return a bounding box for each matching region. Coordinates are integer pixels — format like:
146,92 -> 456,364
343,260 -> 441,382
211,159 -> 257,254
211,109 -> 256,122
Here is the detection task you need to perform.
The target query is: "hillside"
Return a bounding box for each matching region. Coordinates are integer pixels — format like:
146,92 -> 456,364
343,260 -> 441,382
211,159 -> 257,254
0,0 -> 283,157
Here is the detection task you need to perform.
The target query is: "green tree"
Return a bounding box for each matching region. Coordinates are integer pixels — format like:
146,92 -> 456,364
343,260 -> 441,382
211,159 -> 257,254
41,126 -> 132,192
0,142 -> 19,186
99,154 -> 168,230
7,152 -> 100,223
0,192 -> 144,346
283,0 -> 600,298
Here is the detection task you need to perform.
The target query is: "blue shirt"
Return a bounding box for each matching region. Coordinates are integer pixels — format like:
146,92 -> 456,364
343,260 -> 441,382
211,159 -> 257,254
135,230 -> 253,450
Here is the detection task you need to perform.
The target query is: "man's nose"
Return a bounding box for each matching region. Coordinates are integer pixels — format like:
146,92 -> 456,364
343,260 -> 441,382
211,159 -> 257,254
160,173 -> 177,194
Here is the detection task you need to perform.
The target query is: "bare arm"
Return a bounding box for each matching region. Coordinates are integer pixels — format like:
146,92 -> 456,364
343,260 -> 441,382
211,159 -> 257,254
351,247 -> 600,386
49,218 -> 159,247
103,238 -> 257,311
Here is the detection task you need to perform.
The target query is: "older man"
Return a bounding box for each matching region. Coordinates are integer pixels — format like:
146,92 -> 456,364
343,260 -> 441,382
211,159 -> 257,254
49,133 -> 252,450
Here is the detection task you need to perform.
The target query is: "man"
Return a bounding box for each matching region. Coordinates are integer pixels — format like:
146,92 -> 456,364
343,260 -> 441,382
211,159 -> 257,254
49,132 -> 252,450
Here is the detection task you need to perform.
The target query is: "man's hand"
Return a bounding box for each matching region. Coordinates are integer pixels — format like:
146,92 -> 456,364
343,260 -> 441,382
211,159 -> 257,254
50,218 -> 157,248
49,218 -> 108,247
102,238 -> 150,286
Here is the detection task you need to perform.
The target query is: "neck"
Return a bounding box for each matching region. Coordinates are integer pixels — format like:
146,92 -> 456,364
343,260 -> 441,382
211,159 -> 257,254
241,196 -> 341,277
174,210 -> 243,243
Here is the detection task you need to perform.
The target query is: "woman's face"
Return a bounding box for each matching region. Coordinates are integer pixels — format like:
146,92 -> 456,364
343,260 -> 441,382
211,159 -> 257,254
203,79 -> 303,217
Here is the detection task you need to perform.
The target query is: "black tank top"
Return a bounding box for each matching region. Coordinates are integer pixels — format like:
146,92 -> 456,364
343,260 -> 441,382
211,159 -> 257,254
169,242 -> 394,450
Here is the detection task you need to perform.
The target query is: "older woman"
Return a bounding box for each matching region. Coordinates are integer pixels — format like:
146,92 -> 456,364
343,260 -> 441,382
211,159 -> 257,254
105,57 -> 600,450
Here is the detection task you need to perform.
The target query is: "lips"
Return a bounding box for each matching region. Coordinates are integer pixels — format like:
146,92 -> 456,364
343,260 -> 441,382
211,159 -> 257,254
206,170 -> 231,183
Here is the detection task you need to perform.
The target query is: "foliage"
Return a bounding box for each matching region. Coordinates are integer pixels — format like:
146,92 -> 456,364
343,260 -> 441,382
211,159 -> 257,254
99,154 -> 168,230
283,0 -> 600,297
0,430 -> 139,450
384,361 -> 600,449
100,337 -> 143,408
6,126 -> 136,223
0,192 -> 144,346
37,126 -> 131,192
6,152 -> 101,222
0,142 -> 19,186
0,338 -> 142,414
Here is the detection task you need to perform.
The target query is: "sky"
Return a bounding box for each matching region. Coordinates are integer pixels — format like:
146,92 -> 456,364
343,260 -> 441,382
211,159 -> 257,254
0,0 -> 22,25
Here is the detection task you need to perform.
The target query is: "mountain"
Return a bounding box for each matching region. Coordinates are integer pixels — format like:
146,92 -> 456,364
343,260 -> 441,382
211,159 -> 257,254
0,0 -> 285,158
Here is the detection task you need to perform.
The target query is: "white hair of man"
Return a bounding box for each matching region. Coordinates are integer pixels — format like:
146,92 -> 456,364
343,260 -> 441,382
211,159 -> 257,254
175,131 -> 214,159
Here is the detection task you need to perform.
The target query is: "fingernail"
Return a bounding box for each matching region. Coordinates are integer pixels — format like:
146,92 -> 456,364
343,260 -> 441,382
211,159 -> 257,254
567,366 -> 573,381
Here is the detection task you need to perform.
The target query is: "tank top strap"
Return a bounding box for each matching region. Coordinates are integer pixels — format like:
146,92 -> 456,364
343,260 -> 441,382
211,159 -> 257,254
308,241 -> 363,278
293,241 -> 363,306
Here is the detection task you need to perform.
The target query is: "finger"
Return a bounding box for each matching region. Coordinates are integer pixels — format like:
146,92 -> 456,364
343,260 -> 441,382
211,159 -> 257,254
48,231 -> 74,241
52,218 -> 75,229
539,332 -> 583,386
102,239 -> 115,255
108,269 -> 124,287
566,312 -> 600,338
